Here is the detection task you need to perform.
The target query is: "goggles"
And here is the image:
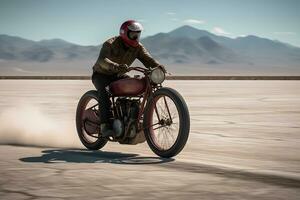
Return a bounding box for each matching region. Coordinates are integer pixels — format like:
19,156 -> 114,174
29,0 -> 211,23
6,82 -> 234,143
128,31 -> 141,41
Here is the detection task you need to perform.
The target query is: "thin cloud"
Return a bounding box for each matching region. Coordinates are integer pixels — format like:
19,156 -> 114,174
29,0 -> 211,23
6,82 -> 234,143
166,12 -> 176,15
274,32 -> 296,35
212,27 -> 231,35
183,19 -> 205,25
13,67 -> 38,74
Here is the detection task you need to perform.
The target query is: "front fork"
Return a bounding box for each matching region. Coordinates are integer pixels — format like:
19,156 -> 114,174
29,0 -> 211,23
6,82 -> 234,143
141,85 -> 173,131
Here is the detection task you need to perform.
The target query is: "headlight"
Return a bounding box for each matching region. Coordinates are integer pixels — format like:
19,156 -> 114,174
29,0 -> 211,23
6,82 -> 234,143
150,67 -> 165,84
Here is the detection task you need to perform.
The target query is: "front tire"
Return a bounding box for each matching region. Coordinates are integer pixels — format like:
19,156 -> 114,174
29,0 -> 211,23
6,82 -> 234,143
76,90 -> 107,150
143,87 -> 190,158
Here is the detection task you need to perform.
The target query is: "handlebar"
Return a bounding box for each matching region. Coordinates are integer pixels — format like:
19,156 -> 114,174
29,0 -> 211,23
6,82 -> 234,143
127,66 -> 149,73
126,66 -> 171,75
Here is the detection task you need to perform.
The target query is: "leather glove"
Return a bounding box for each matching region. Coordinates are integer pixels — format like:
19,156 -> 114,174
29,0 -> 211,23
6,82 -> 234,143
117,64 -> 128,73
158,65 -> 167,73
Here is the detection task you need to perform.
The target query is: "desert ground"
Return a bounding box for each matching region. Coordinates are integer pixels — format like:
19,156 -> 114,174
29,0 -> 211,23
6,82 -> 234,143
0,80 -> 299,199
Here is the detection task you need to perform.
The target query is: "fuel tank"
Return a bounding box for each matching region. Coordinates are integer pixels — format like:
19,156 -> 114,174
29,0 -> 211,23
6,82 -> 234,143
109,77 -> 146,96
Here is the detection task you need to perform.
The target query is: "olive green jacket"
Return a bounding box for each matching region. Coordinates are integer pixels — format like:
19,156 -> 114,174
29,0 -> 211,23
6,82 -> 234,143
93,36 -> 160,75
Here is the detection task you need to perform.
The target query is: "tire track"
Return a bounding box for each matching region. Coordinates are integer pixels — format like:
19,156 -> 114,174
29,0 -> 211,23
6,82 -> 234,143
159,160 -> 300,188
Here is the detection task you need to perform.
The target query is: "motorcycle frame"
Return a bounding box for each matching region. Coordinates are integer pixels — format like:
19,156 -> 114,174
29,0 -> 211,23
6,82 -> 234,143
110,67 -> 161,132
82,67 -> 173,142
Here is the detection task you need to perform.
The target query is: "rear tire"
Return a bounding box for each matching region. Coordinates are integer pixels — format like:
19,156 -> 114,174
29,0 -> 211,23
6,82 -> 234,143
76,90 -> 107,150
143,87 -> 190,158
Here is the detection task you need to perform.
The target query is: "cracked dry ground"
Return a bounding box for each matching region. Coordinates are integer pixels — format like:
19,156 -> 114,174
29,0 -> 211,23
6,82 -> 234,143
1,145 -> 300,200
0,80 -> 300,199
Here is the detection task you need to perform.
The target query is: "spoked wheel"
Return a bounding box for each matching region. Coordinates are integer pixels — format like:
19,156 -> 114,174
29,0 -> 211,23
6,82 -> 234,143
76,90 -> 107,150
144,87 -> 190,158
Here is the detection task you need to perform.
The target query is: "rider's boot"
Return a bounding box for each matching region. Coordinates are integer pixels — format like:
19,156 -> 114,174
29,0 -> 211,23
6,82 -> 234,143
100,123 -> 115,138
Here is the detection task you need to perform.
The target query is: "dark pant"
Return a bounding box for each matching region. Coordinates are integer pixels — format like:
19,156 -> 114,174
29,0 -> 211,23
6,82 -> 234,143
91,72 -> 127,124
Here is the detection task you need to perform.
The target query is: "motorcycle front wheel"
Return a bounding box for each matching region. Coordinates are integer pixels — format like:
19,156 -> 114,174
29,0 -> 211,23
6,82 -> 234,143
76,90 -> 107,150
144,87 -> 190,158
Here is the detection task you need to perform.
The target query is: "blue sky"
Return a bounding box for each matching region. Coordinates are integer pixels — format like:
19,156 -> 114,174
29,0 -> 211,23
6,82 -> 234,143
0,0 -> 299,46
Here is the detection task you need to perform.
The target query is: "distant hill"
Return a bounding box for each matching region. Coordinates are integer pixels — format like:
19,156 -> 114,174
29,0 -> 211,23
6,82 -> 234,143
0,25 -> 300,75
142,26 -> 300,73
0,35 -> 99,62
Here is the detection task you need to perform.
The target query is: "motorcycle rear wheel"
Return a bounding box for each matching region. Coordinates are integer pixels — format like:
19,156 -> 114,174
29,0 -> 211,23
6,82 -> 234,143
76,90 -> 107,150
144,87 -> 190,158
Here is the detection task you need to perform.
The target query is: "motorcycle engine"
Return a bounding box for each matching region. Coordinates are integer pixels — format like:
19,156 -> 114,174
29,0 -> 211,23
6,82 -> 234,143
115,98 -> 140,138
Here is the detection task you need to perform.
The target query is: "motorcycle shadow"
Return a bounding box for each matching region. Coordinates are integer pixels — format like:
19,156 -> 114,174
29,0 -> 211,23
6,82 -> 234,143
19,149 -> 174,165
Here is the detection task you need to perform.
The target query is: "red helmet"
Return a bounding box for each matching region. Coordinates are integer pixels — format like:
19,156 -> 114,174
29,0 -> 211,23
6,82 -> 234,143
120,20 -> 143,47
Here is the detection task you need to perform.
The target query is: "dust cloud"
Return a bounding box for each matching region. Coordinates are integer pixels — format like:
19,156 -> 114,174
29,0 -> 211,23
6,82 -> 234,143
0,104 -> 81,148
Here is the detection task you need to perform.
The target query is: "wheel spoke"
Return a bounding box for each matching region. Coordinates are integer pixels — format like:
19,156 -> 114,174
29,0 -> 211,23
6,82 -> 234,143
165,127 -> 176,142
153,125 -> 168,130
148,95 -> 180,151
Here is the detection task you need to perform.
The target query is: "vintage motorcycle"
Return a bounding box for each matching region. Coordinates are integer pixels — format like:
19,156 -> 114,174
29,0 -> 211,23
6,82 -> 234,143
76,66 -> 190,158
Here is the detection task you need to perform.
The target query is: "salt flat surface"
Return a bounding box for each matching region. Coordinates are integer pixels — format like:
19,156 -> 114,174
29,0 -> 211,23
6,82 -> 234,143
0,80 -> 299,199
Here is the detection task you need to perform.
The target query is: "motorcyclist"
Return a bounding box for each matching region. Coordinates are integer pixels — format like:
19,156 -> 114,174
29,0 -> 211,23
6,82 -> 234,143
92,20 -> 165,137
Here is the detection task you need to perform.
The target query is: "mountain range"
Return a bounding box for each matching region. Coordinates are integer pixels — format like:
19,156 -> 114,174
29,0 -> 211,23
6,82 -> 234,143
1,25 -> 300,75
